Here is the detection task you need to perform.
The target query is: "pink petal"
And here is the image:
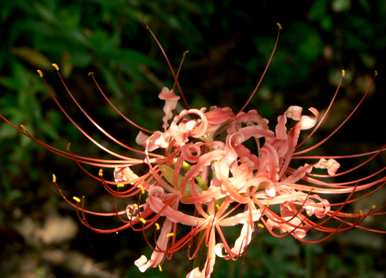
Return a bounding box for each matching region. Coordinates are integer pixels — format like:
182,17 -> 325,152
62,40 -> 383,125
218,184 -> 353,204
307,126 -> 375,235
314,158 -> 340,176
286,106 -> 303,121
135,131 -> 148,146
159,87 -> 180,130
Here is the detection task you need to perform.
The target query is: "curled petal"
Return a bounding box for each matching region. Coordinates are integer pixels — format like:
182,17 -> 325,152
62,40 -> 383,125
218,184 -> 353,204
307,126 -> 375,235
314,158 -> 340,176
206,107 -> 234,125
266,215 -> 307,239
300,107 -> 319,130
286,106 -> 318,130
220,208 -> 261,226
282,164 -> 312,184
148,185 -> 165,198
205,107 -> 235,136
186,267 -> 204,278
265,184 -> 276,197
182,143 -> 202,163
169,109 -> 208,144
275,115 -> 288,140
159,87 -> 180,130
114,166 -> 139,183
134,219 -> 173,272
148,194 -> 205,226
134,255 -> 149,273
214,243 -> 225,258
230,220 -> 253,255
146,131 -> 169,151
136,131 -> 149,146
304,195 -> 331,218
286,106 -> 303,121
299,115 -> 317,130
228,110 -> 269,133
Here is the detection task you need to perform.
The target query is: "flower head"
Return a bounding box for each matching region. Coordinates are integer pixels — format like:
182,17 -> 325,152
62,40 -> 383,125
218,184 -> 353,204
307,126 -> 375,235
0,27 -> 384,278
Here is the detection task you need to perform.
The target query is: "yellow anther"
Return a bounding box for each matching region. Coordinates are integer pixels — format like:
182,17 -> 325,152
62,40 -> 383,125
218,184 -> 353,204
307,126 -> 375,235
166,232 -> 175,238
158,265 -> 163,272
51,63 -> 60,71
371,204 -> 377,209
215,204 -> 220,210
117,183 -> 125,188
88,72 -> 94,77
139,217 -> 147,224
257,223 -> 265,229
341,69 -> 346,77
276,22 -> 283,30
98,169 -> 103,177
374,70 -> 378,77
155,223 -> 160,230
36,69 -> 44,78
137,185 -> 145,194
52,174 -> 57,183
359,209 -> 364,214
73,196 -> 81,203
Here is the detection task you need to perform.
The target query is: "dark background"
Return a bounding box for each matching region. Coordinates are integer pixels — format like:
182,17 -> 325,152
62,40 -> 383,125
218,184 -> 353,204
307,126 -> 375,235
0,1 -> 385,277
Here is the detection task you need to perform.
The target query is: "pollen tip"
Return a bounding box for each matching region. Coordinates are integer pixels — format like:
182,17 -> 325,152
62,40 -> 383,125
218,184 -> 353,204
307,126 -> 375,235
257,223 -> 265,229
98,169 -> 104,177
371,204 -> 377,209
276,22 -> 283,30
374,70 -> 378,77
73,196 -> 81,203
139,217 -> 147,224
341,69 -> 346,77
166,232 -> 175,238
117,183 -> 125,188
158,265 -> 163,272
137,185 -> 145,194
51,63 -> 60,71
88,71 -> 94,77
155,222 -> 160,230
52,173 -> 57,183
36,69 -> 44,78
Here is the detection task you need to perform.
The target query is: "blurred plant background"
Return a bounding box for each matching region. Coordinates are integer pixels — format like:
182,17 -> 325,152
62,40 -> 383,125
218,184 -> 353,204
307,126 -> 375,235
0,0 -> 385,277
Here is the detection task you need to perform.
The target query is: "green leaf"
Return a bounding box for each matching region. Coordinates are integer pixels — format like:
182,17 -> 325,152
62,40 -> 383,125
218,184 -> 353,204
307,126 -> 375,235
12,47 -> 51,69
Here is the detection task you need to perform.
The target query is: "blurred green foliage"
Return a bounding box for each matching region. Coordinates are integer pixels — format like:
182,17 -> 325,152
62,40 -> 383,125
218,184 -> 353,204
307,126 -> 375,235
0,0 -> 385,277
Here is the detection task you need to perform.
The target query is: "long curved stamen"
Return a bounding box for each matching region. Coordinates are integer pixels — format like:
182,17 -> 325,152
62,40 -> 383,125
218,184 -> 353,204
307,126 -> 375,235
293,146 -> 386,160
88,72 -> 152,134
305,150 -> 382,178
146,25 -> 189,107
297,70 -> 345,148
0,114 -> 143,167
239,22 -> 282,112
295,80 -> 372,156
52,66 -> 148,156
172,50 -> 189,92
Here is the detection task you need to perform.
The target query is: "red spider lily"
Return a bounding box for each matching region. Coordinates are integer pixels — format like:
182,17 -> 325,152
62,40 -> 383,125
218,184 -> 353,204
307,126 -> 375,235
1,24 -> 385,278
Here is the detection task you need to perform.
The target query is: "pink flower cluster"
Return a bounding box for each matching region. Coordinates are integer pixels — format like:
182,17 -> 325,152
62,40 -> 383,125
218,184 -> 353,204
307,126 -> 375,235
0,66 -> 384,278
104,87 -> 383,277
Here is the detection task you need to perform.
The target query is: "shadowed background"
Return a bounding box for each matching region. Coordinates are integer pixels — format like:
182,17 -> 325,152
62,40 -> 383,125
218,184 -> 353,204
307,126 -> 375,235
0,1 -> 385,277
